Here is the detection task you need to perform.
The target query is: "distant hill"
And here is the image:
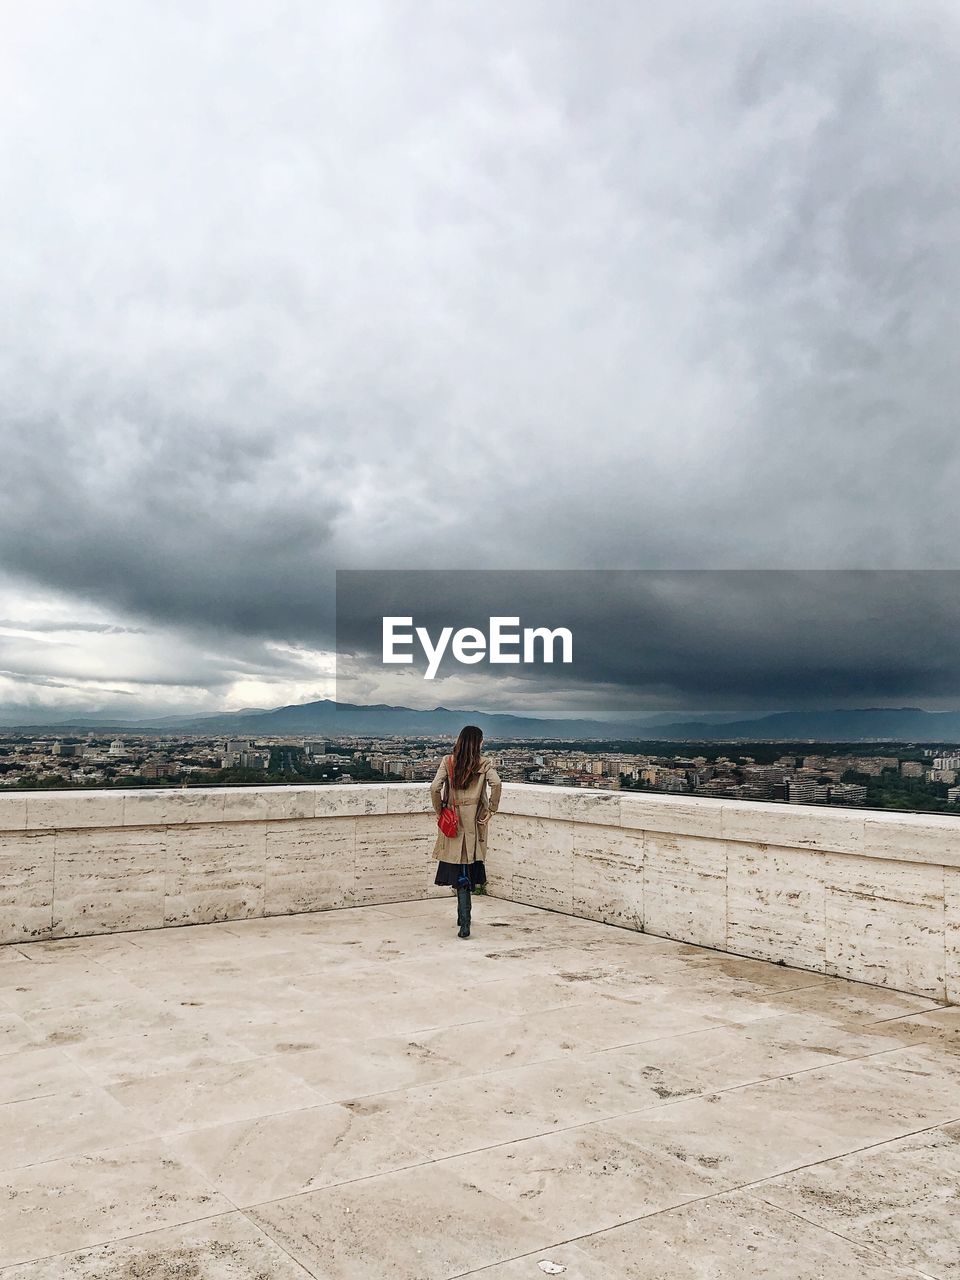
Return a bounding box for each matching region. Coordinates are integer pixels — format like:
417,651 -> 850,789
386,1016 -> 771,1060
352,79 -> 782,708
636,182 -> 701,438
3,698 -> 960,741
640,706 -> 960,742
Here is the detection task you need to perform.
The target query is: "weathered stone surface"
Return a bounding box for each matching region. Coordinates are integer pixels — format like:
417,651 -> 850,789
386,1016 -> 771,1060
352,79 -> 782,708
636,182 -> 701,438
315,785 -> 388,817
3,901 -> 957,1274
0,831 -> 55,943
2,786 -> 958,1006
726,843 -> 826,972
0,1214 -> 311,1279
756,1122 -> 960,1279
550,789 -> 621,824
721,800 -> 865,854
864,811 -> 960,869
572,822 -> 642,927
620,792 -> 724,837
26,791 -> 125,832
264,815 -> 353,915
351,813 -> 435,906
946,867 -> 960,1005
823,853 -> 947,1000
575,1190 -> 919,1279
644,832 -> 727,949
0,1140 -> 232,1269
164,821 -> 267,926
121,788 -> 226,826
0,793 -> 28,833
52,827 -> 166,938
500,815 -> 575,913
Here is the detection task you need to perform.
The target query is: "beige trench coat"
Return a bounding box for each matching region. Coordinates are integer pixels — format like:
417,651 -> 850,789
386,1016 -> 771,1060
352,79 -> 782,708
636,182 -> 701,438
430,754 -> 502,862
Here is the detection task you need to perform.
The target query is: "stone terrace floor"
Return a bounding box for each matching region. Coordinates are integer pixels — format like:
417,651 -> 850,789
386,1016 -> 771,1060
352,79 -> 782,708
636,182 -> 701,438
1,897 -> 959,1279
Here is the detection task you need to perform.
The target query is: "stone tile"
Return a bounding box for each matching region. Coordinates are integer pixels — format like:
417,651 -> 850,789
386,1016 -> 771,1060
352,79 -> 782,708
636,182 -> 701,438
51,826 -> 166,938
442,1118 -> 719,1239
0,794 -> 28,834
314,785 -> 388,817
756,1122 -> 960,1279
470,971 -> 626,1018
0,1213 -> 311,1278
551,790 -> 621,824
497,816 -> 575,913
610,1086 -> 853,1185
61,1025 -> 256,1085
0,962 -> 147,1016
163,822 -> 266,925
24,792 -> 125,833
106,1057 -> 326,1135
595,1014 -> 905,1094
946,866 -> 960,1005
120,787 -> 226,826
276,1027 -> 466,1099
419,997 -> 722,1077
473,1050 -> 702,1125
30,932 -> 147,972
826,886 -> 946,1000
22,994 -> 187,1047
168,1094 -> 426,1204
863,811 -> 960,869
0,1140 -> 231,1269
328,986 -> 503,1039
727,1045 -> 960,1151
721,801 -> 865,854
499,783 -> 553,818
620,793 -> 723,838
469,1242 -> 621,1280
0,1043 -> 89,1103
264,814 -> 353,914
350,813 -> 436,906
741,979 -> 941,1026
0,1087 -> 154,1170
221,786 -> 317,822
575,1189 -> 919,1279
0,832 -> 54,944
572,822 -> 643,927
382,783 -> 434,814
0,1009 -> 42,1057
375,1069 -> 581,1159
246,1160 -> 552,1279
643,832 -> 727,949
211,1004 -> 377,1054
726,843 -> 826,971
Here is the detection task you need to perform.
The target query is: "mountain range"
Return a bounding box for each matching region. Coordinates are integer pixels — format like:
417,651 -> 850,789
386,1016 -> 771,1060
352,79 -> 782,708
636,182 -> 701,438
3,699 -> 960,741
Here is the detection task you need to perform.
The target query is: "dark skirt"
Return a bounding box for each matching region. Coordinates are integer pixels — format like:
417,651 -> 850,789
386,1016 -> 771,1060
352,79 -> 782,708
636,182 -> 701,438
434,859 -> 487,888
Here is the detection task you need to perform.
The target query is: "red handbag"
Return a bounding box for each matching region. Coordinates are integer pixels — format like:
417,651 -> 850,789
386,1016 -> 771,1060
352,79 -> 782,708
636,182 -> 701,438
437,756 -> 460,838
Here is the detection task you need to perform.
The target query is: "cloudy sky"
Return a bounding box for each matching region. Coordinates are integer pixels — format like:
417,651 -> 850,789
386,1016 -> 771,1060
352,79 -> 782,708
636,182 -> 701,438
2,1 -> 959,723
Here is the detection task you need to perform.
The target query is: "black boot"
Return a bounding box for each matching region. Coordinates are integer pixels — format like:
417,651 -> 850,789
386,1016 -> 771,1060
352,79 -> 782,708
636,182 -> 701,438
456,876 -> 472,938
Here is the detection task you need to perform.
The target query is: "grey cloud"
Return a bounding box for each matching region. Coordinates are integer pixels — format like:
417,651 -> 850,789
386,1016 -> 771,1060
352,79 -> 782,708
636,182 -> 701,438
336,570 -> 960,716
1,1 -> 959,715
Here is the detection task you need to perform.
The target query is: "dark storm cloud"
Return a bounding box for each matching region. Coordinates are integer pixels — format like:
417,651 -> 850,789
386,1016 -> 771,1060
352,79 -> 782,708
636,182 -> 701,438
336,570 -> 960,714
1,1 -> 959,714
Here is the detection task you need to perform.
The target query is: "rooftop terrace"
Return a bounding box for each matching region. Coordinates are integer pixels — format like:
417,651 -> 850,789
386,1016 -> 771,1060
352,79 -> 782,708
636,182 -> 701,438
1,782 -> 959,1275
2,895 -> 959,1278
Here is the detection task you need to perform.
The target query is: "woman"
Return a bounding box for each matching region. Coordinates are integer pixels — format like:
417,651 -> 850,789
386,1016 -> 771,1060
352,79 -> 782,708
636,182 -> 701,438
430,725 -> 502,938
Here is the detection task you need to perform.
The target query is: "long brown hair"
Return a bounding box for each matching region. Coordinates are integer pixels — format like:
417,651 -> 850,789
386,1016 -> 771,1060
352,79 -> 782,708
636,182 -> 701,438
450,724 -> 484,789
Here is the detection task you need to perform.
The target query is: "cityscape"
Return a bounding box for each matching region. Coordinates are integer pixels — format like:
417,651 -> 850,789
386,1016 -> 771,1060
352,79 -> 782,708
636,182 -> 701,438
3,729 -> 960,813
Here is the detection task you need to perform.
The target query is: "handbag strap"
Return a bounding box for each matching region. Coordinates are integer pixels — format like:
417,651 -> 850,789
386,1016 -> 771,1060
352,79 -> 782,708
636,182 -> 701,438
446,755 -> 459,813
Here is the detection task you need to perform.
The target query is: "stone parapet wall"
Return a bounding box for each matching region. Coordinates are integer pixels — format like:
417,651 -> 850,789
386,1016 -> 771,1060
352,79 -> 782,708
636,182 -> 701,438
0,783 -> 957,1004
487,787 -> 960,1005
0,785 -> 443,944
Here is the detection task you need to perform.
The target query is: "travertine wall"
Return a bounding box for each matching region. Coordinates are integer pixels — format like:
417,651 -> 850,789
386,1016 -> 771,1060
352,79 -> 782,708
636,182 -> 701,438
1,783 -> 957,1004
486,787 -> 960,1005
0,785 -> 446,945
